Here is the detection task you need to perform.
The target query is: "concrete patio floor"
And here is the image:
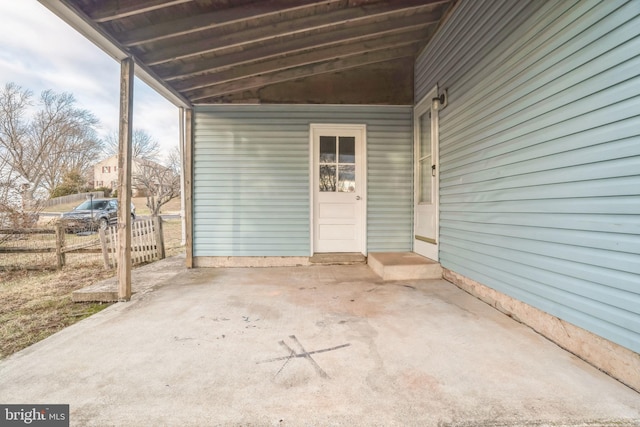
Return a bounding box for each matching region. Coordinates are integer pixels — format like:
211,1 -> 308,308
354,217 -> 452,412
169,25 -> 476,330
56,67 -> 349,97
1,258 -> 639,426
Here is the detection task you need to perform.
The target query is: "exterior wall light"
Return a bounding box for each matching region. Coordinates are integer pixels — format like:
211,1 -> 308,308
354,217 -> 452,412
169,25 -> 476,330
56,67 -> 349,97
432,89 -> 448,110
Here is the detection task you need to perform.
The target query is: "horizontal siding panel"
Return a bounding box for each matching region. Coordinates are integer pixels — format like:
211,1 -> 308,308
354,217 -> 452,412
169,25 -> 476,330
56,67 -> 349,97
442,126 -> 640,182
443,212 -> 640,235
442,99 -> 640,173
442,239 -> 640,322
416,0 -> 540,101
446,0 -> 595,122
441,197 -> 640,214
441,256 -> 640,353
441,227 -> 640,275
441,220 -> 640,255
441,234 -> 639,296
442,176 -> 640,202
191,224 -> 309,234
194,105 -> 412,256
416,0 -> 640,353
441,77 -> 640,166
442,1 -> 637,144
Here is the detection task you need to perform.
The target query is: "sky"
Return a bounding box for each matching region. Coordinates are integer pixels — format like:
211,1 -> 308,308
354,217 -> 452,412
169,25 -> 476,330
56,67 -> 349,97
0,1 -> 180,161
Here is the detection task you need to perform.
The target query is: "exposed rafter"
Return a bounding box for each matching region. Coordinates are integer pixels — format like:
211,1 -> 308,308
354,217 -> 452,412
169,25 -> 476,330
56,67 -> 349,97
40,0 -> 455,105
141,0 -> 445,64
89,0 -> 193,23
174,30 -> 430,92
158,14 -> 439,81
186,45 -> 418,102
120,0 -> 343,46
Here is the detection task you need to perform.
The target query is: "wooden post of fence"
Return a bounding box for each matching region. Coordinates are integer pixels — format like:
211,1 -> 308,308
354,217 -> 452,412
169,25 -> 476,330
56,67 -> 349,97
98,228 -> 111,269
55,224 -> 65,269
153,216 -> 165,260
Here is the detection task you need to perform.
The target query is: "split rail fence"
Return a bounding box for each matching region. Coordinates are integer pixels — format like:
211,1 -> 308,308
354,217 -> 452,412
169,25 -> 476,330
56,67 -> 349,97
0,217 -> 164,270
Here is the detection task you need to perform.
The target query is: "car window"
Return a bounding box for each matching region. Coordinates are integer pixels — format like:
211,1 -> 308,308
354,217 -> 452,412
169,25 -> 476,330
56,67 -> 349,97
75,200 -> 93,210
75,200 -> 111,210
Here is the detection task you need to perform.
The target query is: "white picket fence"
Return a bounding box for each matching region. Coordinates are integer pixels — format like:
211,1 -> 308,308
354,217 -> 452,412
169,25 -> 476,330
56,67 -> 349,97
99,217 -> 164,269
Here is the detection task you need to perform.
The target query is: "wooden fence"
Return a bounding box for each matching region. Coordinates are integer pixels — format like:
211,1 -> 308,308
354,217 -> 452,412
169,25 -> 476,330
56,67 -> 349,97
99,217 -> 164,269
0,217 -> 164,270
41,191 -> 105,208
0,227 -> 101,269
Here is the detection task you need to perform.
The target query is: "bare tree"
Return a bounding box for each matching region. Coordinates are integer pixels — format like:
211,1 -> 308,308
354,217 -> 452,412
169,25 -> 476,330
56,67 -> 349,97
165,144 -> 181,175
0,83 -> 103,199
133,154 -> 180,217
104,128 -> 160,161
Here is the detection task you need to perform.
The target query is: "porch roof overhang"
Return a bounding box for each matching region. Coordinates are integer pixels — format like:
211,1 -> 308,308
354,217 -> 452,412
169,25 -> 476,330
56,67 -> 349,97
39,0 -> 455,107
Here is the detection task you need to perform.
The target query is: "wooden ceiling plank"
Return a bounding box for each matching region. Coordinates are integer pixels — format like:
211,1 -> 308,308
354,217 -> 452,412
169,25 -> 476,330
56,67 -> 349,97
143,1 -> 447,65
174,30 -> 427,91
157,11 -> 439,80
91,0 -> 194,23
119,0 -> 343,46
186,45 -> 418,101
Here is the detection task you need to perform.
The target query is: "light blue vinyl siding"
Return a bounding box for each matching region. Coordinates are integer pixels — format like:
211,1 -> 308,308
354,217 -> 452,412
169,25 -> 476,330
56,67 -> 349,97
193,105 -> 413,256
415,0 -> 640,353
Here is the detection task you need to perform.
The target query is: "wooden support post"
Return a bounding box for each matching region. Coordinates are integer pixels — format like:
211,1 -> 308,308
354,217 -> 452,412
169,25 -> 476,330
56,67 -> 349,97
184,108 -> 194,268
117,57 -> 134,301
153,216 -> 165,260
55,224 -> 65,269
179,107 -> 186,246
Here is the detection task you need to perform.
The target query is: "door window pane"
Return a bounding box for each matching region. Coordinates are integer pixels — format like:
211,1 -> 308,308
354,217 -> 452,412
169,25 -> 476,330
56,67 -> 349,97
319,165 -> 336,192
338,137 -> 355,163
419,159 -> 431,203
338,165 -> 355,192
320,136 -> 336,163
418,110 -> 432,203
419,112 -> 431,158
319,134 -> 356,193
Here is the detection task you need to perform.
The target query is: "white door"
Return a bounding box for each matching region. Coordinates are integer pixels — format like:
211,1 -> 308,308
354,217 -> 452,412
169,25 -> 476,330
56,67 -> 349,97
311,124 -> 366,254
414,87 -> 439,260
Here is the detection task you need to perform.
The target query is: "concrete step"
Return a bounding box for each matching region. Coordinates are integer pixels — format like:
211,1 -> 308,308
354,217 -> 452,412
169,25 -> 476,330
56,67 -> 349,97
72,255 -> 186,302
368,252 -> 442,281
309,253 -> 366,265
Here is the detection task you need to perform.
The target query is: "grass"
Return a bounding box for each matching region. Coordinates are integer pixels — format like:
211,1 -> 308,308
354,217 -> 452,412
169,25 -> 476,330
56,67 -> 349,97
0,267 -> 114,359
0,218 -> 185,359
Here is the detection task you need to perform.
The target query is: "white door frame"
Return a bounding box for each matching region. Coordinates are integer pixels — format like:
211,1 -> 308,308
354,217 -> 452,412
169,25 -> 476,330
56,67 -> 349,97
414,86 -> 440,261
309,123 -> 367,255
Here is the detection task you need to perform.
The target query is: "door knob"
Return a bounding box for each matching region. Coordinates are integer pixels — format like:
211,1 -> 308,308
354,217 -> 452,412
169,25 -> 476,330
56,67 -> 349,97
356,196 -> 361,200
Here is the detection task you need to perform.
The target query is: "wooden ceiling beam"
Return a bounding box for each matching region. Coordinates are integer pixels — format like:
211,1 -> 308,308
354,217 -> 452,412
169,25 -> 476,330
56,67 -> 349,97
119,0 -> 343,46
173,30 -> 428,91
186,45 -> 418,101
137,0 -> 446,56
157,10 -> 439,80
90,0 -> 193,23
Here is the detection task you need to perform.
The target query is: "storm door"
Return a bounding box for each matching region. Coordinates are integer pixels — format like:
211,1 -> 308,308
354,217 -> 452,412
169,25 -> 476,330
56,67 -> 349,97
414,87 -> 439,260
